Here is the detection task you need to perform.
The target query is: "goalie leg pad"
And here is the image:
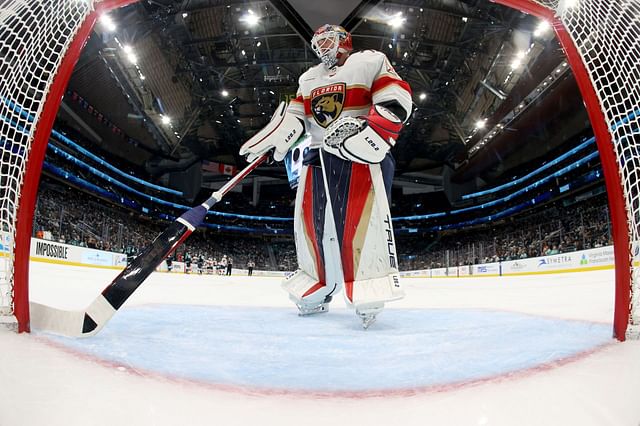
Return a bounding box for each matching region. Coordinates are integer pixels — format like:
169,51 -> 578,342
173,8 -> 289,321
321,157 -> 403,308
287,164 -> 343,307
282,269 -> 335,305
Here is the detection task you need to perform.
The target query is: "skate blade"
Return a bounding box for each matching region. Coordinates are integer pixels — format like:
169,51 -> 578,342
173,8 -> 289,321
297,305 -> 329,316
360,316 -> 377,329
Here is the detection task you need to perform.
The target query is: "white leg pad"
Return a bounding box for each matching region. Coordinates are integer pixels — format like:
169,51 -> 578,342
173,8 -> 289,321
347,272 -> 404,312
282,269 -> 334,305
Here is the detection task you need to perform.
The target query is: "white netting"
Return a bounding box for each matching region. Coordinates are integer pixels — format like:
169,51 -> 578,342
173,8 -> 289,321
524,0 -> 640,337
0,1 -> 94,321
559,1 -> 640,338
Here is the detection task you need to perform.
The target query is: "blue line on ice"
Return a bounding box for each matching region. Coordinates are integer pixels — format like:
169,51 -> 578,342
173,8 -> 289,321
43,306 -> 612,392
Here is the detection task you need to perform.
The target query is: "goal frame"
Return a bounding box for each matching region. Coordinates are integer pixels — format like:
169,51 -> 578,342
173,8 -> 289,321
4,0 -> 636,341
493,0 -> 632,340
9,0 -> 137,333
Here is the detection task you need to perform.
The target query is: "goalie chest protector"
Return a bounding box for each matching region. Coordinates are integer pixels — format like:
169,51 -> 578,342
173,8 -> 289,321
287,50 -> 411,147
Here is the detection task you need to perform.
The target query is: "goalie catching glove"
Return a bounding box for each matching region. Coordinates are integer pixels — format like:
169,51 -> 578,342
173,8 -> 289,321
240,101 -> 305,162
323,104 -> 403,164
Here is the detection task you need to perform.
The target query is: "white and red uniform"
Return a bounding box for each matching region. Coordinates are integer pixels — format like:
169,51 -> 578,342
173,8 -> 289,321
287,50 -> 411,145
282,50 -> 412,319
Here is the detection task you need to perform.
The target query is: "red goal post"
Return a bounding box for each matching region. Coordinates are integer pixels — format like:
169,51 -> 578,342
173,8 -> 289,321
1,0 -> 638,341
494,0 -> 639,341
0,0 -> 136,332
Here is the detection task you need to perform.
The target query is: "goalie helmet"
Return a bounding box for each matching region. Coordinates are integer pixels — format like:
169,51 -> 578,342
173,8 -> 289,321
311,24 -> 353,69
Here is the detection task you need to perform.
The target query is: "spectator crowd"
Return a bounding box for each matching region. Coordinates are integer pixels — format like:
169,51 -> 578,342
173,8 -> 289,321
33,182 -> 613,273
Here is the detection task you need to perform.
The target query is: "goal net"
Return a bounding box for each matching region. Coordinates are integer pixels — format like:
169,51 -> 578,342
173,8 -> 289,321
0,0 -> 132,332
496,0 -> 640,340
0,0 -> 639,340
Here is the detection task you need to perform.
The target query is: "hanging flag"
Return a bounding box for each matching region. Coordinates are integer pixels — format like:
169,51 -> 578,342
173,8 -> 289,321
220,163 -> 237,175
202,160 -> 237,176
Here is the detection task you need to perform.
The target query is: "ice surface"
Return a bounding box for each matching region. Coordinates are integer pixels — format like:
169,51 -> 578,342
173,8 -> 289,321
43,306 -> 611,393
1,263 -> 639,426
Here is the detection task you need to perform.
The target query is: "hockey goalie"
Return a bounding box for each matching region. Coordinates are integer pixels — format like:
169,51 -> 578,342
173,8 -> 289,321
240,24 -> 412,328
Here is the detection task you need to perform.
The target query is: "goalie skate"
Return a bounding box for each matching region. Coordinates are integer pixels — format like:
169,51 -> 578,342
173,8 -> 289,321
294,295 -> 332,316
356,305 -> 383,330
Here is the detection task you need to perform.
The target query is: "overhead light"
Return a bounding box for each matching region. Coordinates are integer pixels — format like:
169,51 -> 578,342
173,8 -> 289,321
461,17 -> 468,22
510,58 -> 522,69
475,119 -> 486,129
388,43 -> 393,49
240,9 -> 259,26
241,49 -> 246,56
221,89 -> 229,97
182,12 -> 188,18
389,12 -> 405,28
534,20 -> 551,37
122,45 -> 137,64
419,92 -> 427,100
99,14 -> 116,32
140,74 -> 145,80
161,115 -> 171,125
256,41 -> 262,47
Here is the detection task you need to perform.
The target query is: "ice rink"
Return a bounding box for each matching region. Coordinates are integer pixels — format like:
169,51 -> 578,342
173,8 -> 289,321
2,262 -> 640,425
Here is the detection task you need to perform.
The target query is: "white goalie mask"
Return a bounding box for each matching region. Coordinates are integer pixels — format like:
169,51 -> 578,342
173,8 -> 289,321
311,24 -> 353,69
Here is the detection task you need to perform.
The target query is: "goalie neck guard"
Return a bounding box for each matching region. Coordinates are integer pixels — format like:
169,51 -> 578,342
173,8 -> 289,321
311,24 -> 353,69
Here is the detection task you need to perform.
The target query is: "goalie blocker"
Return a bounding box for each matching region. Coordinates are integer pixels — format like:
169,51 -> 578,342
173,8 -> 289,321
240,101 -> 305,162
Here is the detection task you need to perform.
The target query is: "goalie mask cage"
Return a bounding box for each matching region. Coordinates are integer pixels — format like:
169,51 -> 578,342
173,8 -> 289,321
0,0 -> 638,340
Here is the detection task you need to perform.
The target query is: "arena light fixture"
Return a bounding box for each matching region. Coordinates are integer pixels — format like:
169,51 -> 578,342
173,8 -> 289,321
534,20 -> 551,37
99,14 -> 116,32
419,92 -> 427,100
475,118 -> 486,129
240,9 -> 259,26
161,115 -> 171,125
389,13 -> 405,28
122,45 -> 137,65
221,89 -> 229,97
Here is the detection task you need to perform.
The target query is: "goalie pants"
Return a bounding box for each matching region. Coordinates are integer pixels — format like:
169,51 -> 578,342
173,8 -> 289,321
288,150 -> 403,309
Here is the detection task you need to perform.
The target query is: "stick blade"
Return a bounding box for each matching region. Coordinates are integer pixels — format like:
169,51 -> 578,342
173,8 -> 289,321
30,301 -> 86,337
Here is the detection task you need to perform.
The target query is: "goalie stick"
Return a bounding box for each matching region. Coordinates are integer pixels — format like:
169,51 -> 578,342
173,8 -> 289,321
30,153 -> 269,337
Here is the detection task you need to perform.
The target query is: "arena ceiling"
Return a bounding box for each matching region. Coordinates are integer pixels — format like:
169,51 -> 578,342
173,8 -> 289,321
59,0 -> 589,201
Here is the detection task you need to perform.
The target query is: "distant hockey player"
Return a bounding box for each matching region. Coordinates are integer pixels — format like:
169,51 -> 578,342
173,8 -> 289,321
219,255 -> 228,276
240,24 -> 412,328
226,257 -> 233,276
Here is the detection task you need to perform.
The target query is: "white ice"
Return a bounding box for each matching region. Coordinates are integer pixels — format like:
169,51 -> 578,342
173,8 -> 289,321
1,262 -> 639,426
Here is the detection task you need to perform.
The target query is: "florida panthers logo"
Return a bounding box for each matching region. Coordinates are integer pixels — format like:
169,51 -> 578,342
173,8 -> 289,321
310,83 -> 345,127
